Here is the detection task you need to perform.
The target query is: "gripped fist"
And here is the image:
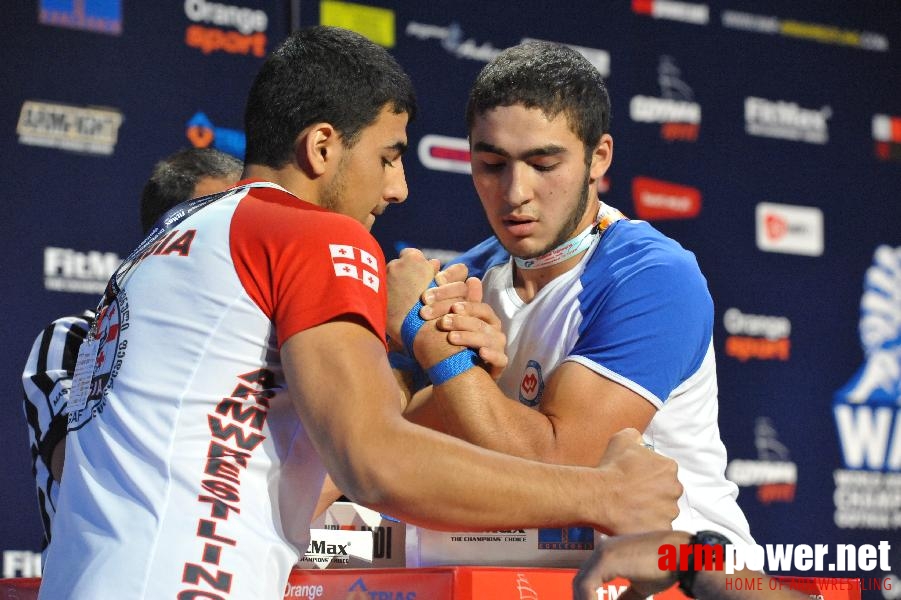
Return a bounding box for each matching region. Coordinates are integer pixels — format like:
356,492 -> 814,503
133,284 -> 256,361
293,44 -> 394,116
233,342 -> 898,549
597,428 -> 682,535
385,248 -> 442,342
421,277 -> 508,380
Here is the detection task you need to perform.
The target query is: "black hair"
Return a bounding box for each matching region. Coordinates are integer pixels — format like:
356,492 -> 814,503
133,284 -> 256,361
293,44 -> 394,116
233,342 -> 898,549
466,41 -> 610,160
139,147 -> 242,234
244,25 -> 417,168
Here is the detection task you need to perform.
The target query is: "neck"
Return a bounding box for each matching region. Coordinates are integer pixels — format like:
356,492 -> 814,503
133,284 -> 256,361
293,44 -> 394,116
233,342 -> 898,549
242,164 -> 321,206
512,203 -> 600,301
512,200 -> 625,302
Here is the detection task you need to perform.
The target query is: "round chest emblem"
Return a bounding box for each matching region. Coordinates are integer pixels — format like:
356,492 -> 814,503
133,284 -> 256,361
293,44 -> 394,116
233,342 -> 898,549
518,360 -> 545,407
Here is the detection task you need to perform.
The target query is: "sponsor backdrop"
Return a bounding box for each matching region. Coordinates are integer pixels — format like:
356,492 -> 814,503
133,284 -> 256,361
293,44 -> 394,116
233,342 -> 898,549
2,0 -> 900,593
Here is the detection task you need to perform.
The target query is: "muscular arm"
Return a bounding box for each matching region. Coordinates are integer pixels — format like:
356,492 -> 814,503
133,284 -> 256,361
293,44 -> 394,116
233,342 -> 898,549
402,245 -> 704,468
385,248 -> 655,466
282,317 -> 679,533
431,358 -> 654,466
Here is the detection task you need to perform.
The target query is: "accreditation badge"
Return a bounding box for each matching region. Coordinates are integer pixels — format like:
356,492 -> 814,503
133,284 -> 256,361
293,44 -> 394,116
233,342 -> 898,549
68,337 -> 100,414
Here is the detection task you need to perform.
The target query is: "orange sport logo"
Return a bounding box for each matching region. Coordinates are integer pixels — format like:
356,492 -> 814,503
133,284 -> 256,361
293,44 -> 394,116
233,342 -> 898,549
184,0 -> 269,57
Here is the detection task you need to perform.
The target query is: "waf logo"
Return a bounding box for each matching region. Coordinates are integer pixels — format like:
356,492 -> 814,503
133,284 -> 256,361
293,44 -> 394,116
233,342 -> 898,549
629,56 -> 701,142
329,244 -> 380,293
39,0 -> 122,35
418,134 -> 471,175
725,418 -> 797,504
186,112 -> 245,159
755,202 -> 823,257
184,0 -> 268,57
873,114 -> 901,163
519,360 -> 545,407
833,245 -> 901,531
631,177 -> 701,220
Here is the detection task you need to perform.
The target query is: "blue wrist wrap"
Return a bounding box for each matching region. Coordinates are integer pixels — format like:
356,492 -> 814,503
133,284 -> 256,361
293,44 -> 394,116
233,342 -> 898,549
388,350 -> 429,392
427,349 -> 480,385
400,280 -> 437,359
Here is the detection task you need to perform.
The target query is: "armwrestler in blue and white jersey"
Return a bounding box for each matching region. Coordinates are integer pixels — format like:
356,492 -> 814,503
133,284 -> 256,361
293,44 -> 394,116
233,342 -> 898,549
393,41 -> 753,546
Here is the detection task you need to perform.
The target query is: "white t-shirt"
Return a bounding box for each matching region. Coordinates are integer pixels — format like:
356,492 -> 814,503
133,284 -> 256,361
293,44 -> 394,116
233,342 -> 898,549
40,181 -> 388,599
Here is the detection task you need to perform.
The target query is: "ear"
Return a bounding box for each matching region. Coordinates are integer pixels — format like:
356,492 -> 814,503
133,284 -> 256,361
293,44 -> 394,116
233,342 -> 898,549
296,123 -> 341,177
588,133 -> 613,182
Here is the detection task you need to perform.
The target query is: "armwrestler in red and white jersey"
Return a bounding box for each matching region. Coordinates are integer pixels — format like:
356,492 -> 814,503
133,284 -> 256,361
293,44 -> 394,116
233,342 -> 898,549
39,26 -> 682,600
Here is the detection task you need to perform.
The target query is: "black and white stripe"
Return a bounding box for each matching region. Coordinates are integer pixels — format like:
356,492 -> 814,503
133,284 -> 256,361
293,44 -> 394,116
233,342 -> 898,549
21,309 -> 95,548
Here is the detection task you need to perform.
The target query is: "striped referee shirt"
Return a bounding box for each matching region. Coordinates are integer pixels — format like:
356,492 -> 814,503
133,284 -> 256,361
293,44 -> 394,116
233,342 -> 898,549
21,309 -> 95,549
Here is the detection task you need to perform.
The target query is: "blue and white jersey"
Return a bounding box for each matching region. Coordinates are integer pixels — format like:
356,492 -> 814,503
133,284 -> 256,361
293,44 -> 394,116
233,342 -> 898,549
455,217 -> 754,546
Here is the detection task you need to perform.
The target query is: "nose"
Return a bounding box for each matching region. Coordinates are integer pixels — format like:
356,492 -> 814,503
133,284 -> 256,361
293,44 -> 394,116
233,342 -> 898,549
502,163 -> 531,207
384,159 -> 408,204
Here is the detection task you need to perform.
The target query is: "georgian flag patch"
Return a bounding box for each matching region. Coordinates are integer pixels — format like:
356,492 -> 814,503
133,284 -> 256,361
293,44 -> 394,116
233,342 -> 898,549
329,244 -> 380,292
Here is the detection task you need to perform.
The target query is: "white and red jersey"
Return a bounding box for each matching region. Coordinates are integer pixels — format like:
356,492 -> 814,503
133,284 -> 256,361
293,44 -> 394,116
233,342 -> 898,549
40,181 -> 387,600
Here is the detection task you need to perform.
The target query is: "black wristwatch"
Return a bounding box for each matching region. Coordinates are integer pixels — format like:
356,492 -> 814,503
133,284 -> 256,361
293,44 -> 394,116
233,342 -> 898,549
677,530 -> 733,598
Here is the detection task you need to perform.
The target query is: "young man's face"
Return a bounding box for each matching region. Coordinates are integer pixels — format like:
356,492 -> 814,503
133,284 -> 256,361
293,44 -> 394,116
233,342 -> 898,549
469,105 -> 610,259
322,106 -> 409,231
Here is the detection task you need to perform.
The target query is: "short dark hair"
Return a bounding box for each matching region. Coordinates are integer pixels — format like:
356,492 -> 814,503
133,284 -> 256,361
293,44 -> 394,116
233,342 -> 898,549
465,41 -> 610,158
139,148 -> 242,234
244,25 -> 417,168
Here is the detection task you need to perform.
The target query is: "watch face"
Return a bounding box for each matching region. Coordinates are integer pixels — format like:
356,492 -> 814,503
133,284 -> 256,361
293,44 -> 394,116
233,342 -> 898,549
694,530 -> 733,547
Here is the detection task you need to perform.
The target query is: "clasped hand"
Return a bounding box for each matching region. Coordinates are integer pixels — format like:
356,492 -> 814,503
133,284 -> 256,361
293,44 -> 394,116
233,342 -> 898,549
386,248 -> 507,380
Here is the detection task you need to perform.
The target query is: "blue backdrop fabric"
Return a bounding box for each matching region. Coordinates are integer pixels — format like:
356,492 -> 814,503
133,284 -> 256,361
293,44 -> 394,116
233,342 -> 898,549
2,0 -> 900,590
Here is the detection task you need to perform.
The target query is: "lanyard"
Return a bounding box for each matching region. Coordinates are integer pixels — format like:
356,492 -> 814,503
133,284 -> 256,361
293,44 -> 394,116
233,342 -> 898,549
513,202 -> 626,270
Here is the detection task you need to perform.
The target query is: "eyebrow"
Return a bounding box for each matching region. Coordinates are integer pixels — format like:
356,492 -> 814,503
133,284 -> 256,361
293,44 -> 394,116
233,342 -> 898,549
471,141 -> 566,160
386,141 -> 408,156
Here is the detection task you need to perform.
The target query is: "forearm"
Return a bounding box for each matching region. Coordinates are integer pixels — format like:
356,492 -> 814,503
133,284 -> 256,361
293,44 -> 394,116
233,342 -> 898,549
348,411 -> 610,532
285,322 -> 673,536
312,474 -> 344,521
402,386 -> 446,431
432,368 -> 562,462
408,318 -> 562,461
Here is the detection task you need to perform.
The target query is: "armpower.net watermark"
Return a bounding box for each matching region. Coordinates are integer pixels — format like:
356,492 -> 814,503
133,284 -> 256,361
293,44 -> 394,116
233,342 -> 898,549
659,541 -> 894,592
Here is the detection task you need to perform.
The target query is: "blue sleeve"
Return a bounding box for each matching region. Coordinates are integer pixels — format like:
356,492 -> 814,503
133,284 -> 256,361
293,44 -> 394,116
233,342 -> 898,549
448,236 -> 509,279
571,225 -> 713,405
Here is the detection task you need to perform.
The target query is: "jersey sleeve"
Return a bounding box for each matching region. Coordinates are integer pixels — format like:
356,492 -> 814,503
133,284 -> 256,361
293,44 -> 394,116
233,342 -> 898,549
22,311 -> 94,467
22,310 -> 95,545
449,235 -> 510,279
569,228 -> 713,407
230,187 -> 388,349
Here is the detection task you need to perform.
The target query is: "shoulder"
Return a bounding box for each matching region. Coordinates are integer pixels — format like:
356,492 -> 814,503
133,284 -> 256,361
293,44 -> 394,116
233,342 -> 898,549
27,310 -> 95,353
448,236 -> 509,279
233,185 -> 377,250
23,309 -> 96,381
586,220 -> 706,286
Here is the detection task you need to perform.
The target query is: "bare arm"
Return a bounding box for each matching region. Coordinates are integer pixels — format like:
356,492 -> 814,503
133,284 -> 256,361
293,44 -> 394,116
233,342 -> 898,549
387,249 -> 654,467
432,356 -> 654,466
573,531 -> 808,600
282,317 -> 680,533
